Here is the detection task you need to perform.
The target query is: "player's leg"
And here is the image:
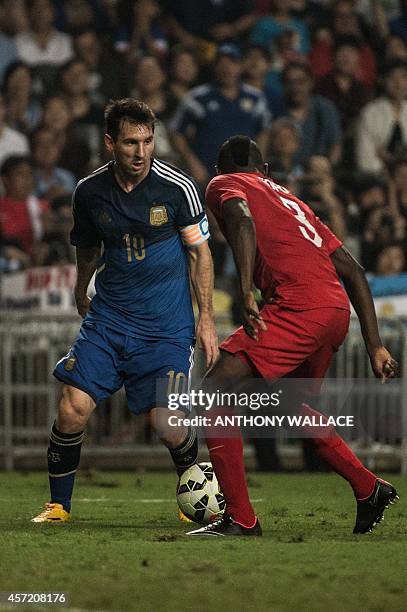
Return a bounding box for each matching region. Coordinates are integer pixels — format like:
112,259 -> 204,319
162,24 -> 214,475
187,350 -> 264,536
32,322 -> 124,523
293,309 -> 399,531
188,304 -> 325,536
47,385 -> 96,514
150,406 -> 198,476
298,400 -> 378,499
123,338 -> 200,522
298,402 -> 399,532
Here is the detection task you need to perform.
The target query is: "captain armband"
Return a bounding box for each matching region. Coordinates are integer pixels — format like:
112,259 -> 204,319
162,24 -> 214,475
179,214 -> 210,247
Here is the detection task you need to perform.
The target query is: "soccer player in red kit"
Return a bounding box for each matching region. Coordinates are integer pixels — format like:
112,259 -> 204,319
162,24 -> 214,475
187,135 -> 399,537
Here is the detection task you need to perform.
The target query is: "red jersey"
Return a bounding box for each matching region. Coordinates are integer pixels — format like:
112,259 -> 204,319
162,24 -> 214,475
206,172 -> 349,312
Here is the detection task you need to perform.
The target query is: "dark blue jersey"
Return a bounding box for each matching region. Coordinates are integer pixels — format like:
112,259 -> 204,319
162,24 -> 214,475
70,159 -> 209,341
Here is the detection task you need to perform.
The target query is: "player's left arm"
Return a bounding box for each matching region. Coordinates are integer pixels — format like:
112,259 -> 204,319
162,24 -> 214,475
187,241 -> 219,367
331,246 -> 399,382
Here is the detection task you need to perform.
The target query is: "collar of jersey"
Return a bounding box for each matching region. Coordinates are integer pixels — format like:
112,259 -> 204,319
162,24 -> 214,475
109,160 -> 153,194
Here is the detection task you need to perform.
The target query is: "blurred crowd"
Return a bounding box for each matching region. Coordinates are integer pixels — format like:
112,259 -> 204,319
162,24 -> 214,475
1,0 -> 407,287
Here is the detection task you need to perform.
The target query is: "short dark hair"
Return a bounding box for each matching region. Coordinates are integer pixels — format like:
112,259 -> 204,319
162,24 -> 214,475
104,98 -> 156,141
217,135 -> 264,172
1,155 -> 33,176
382,59 -> 407,78
388,151 -> 407,176
282,61 -> 312,83
334,34 -> 361,53
353,172 -> 387,197
243,44 -> 271,62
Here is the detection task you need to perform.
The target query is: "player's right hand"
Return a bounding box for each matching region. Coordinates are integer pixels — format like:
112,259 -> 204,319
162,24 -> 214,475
75,292 -> 91,318
240,292 -> 267,341
368,346 -> 399,383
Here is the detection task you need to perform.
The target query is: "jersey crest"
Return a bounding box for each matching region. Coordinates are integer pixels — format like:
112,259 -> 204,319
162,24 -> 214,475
150,204 -> 168,226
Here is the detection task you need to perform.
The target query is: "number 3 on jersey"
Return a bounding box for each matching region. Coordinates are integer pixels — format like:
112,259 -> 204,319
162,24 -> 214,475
280,196 -> 322,248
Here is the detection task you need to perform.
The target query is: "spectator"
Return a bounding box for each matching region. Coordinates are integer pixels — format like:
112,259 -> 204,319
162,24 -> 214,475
390,0 -> 407,45
0,0 -> 29,37
281,62 -> 342,166
374,243 -> 406,275
383,34 -> 407,64
2,61 -> 42,133
115,0 -> 168,60
41,95 -> 71,133
0,155 -> 48,257
250,0 -> 310,55
0,93 -> 29,168
171,44 -> 271,185
265,117 -> 303,187
242,44 -> 284,117
310,0 -> 377,89
388,154 -> 407,221
31,127 -> 76,200
356,60 -> 407,173
59,58 -> 104,127
358,175 -> 406,270
53,0 -> 110,36
289,0 -> 328,32
74,30 -> 126,105
15,0 -> 73,67
0,8 -> 18,86
168,47 -> 200,104
315,36 -> 369,134
40,95 -> 92,179
131,55 -> 178,163
58,58 -> 104,166
163,0 -> 256,63
0,235 -> 31,273
299,155 -> 347,241
33,194 -> 74,267
351,173 -> 389,231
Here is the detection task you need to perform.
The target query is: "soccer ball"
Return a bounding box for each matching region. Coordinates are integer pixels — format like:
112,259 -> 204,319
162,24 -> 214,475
176,462 -> 225,524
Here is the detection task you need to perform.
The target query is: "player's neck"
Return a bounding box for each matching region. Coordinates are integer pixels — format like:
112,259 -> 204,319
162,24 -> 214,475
113,162 -> 150,192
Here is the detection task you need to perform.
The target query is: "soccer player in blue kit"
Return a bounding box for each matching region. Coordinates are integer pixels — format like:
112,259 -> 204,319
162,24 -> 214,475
32,99 -> 218,522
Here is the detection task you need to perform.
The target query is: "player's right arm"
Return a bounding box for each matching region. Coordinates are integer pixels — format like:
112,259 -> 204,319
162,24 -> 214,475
331,246 -> 399,382
206,176 -> 267,340
70,184 -> 102,318
221,197 -> 267,340
74,246 -> 101,317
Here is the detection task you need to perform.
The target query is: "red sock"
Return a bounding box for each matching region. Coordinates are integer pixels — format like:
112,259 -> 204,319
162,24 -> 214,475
203,408 -> 256,528
300,404 -> 377,499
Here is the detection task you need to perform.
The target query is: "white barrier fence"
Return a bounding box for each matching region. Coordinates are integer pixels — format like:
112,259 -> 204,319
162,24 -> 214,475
0,313 -> 406,472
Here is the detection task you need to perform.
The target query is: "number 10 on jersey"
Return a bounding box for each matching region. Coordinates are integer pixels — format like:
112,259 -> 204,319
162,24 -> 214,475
123,233 -> 146,262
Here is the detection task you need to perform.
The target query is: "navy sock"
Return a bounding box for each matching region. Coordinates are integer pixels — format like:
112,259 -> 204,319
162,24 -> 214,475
47,422 -> 84,512
168,427 -> 198,476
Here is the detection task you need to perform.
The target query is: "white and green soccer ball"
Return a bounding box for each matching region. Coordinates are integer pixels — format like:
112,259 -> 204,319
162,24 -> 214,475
176,462 -> 225,524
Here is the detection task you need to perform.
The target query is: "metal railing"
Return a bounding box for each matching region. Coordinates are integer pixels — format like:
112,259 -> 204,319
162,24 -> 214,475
0,313 -> 406,472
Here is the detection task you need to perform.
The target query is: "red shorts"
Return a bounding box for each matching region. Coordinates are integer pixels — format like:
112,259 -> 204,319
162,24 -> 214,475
221,304 -> 350,383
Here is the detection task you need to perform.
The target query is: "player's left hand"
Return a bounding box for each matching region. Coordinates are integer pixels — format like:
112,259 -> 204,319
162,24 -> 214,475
369,346 -> 399,383
196,313 -> 219,368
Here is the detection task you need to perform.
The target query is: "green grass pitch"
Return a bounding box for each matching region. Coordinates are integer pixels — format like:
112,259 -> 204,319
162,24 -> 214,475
0,471 -> 405,612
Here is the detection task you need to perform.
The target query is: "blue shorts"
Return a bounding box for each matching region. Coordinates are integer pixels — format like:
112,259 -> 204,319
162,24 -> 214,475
53,320 -> 194,415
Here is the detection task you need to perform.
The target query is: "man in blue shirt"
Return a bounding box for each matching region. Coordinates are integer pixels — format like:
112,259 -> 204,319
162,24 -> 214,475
171,44 -> 271,185
280,62 -> 343,167
32,98 -> 218,523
